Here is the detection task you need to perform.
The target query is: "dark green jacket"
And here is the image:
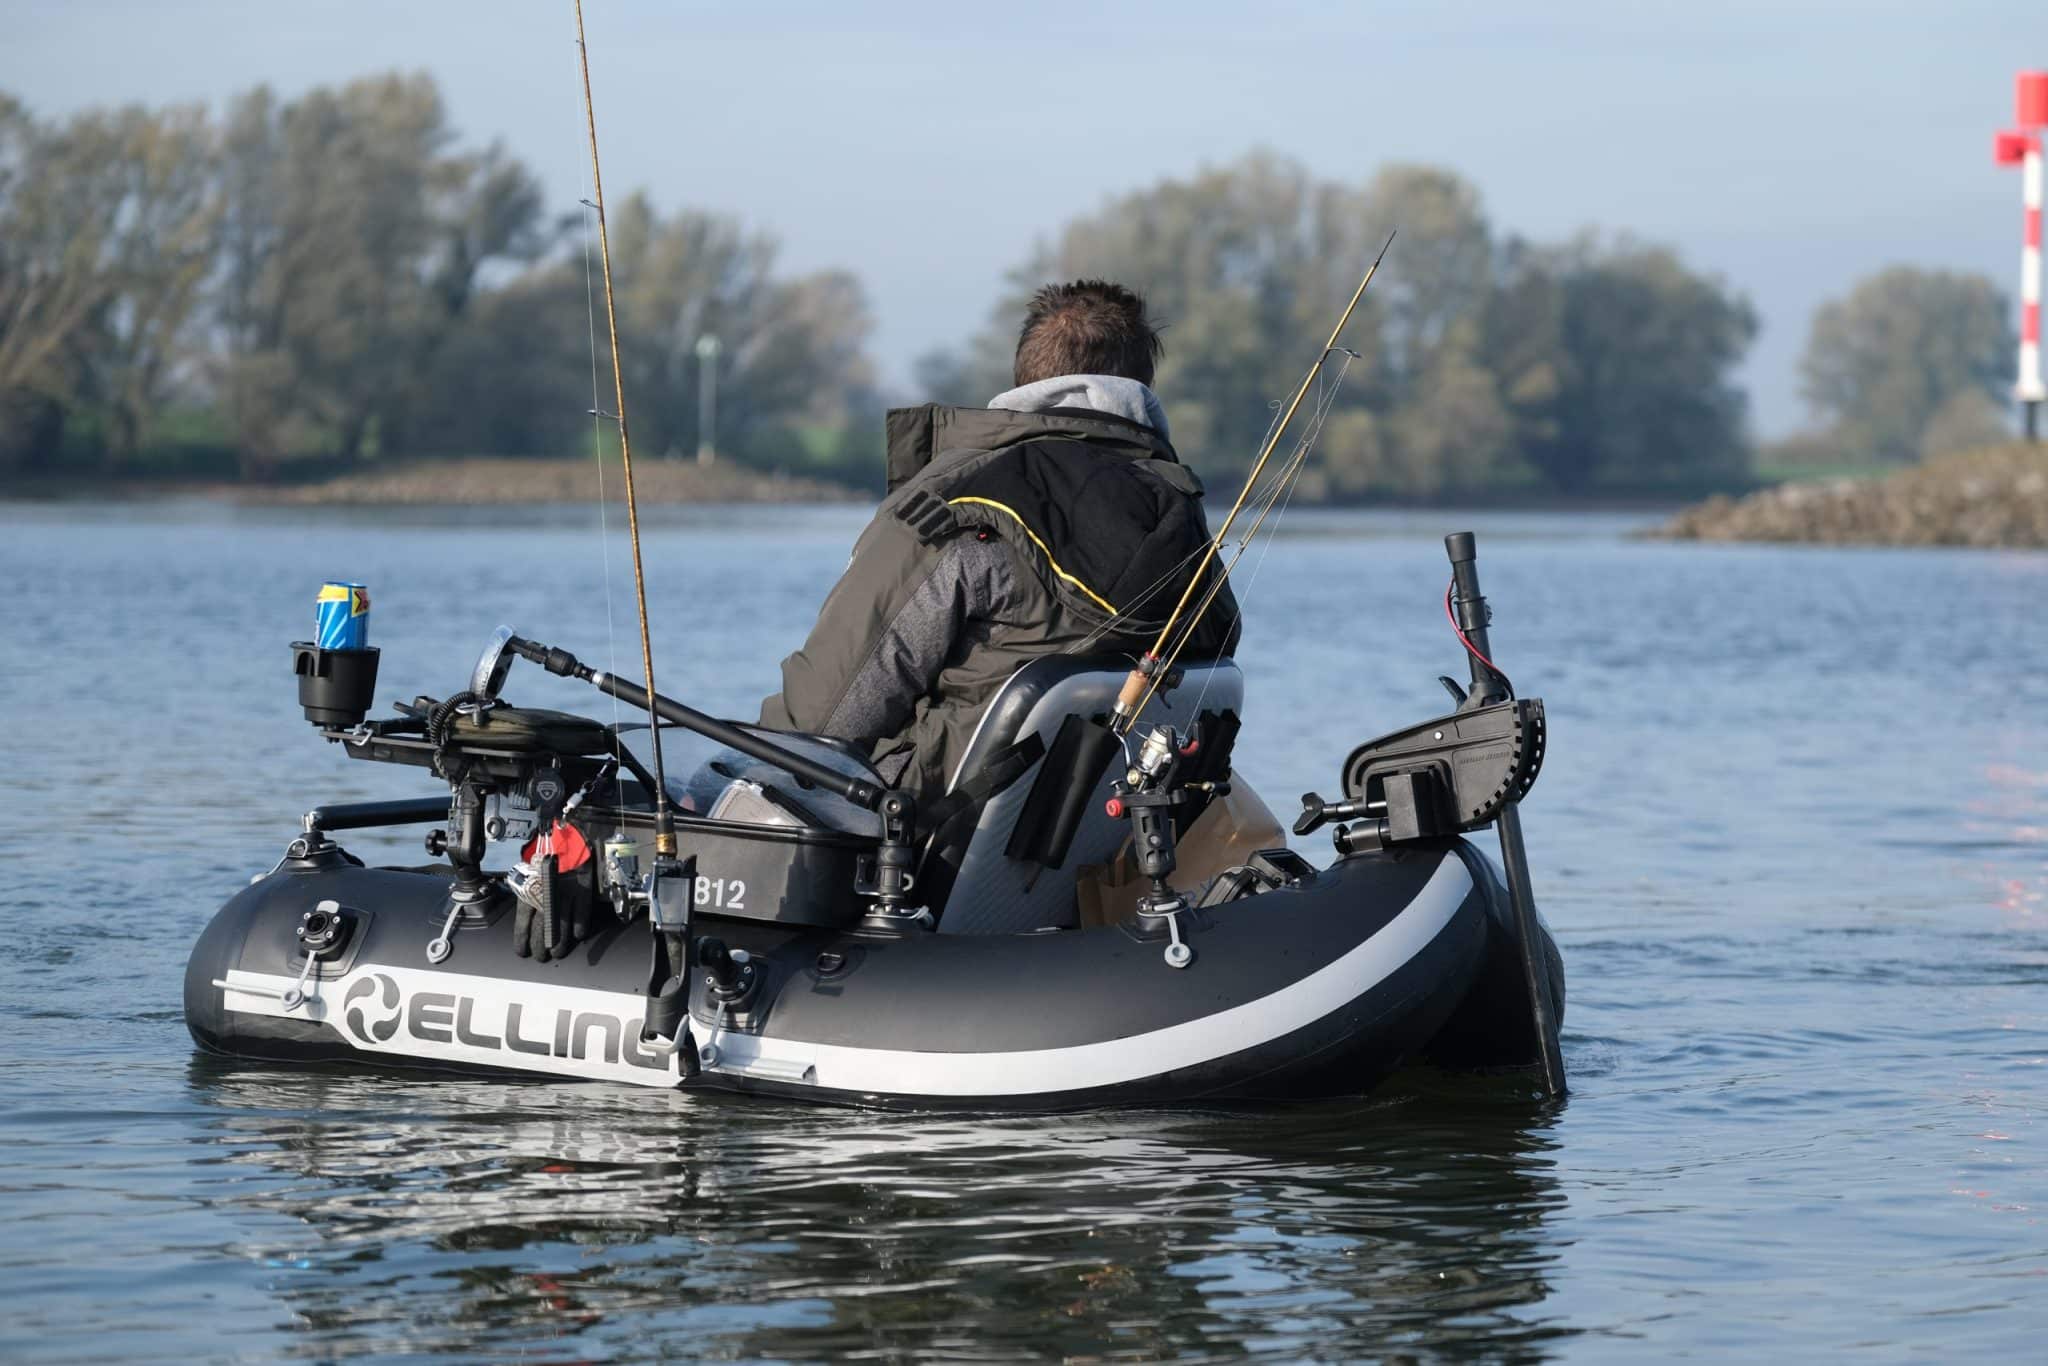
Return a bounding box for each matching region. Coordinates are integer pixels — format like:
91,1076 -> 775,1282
758,403 -> 1238,801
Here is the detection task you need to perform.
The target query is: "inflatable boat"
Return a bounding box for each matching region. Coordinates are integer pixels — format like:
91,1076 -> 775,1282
185,534 -> 1565,1110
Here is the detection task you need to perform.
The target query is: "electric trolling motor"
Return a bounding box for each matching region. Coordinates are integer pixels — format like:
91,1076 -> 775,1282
1292,532 -> 1565,1096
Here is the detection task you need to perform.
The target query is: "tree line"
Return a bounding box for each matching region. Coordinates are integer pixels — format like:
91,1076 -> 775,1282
920,156 -> 1765,498
0,74 -> 2024,497
0,75 -> 879,484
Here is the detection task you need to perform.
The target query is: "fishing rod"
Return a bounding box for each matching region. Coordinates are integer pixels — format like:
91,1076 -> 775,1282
1111,231 -> 1395,735
573,0 -> 675,858
1134,345 -> 1359,703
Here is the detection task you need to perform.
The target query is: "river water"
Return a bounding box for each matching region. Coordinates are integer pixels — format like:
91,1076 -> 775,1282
1,499 -> 2043,1361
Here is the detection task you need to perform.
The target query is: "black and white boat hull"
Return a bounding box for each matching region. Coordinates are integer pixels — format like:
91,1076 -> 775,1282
186,840 -> 1557,1111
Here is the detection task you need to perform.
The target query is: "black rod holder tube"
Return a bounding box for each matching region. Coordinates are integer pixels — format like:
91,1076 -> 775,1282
1442,532 -> 1566,1099
303,796 -> 449,834
512,637 -> 884,811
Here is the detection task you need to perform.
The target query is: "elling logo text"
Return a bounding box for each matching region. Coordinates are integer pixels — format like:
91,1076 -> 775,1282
342,973 -> 402,1043
333,970 -> 673,1075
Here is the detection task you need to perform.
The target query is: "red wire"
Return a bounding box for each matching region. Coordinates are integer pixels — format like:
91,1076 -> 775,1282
1444,580 -> 1511,692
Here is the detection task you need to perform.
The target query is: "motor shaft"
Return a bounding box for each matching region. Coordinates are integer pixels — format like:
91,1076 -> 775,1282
1443,532 -> 1565,1098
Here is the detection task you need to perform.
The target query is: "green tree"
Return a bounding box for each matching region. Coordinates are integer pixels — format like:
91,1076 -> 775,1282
72,104 -> 221,464
394,265 -> 588,460
1,76 -> 882,484
0,97 -> 219,472
598,194 -> 875,463
210,74 -> 547,476
405,195 -> 877,474
1799,266 -> 2012,465
919,152 -> 1407,490
920,154 -> 1754,498
0,98 -> 112,470
1511,235 -> 1758,493
1348,164 -> 1493,399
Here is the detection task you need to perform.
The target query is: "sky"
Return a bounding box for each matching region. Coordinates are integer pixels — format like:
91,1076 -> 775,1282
4,0 -> 2036,437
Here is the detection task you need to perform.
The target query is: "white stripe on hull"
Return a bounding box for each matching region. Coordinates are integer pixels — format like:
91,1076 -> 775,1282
700,855 -> 1473,1096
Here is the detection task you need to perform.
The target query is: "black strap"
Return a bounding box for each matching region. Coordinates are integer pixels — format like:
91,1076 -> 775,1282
917,732 -> 1046,843
894,487 -> 961,545
1003,714 -> 1121,869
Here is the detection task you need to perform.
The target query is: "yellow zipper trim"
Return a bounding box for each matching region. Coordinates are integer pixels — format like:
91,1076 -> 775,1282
945,496 -> 1120,616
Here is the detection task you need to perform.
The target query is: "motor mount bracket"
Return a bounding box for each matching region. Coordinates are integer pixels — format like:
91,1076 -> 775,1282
1298,698 -> 1546,845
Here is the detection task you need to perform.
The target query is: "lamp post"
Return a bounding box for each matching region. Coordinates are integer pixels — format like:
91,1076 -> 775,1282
694,332 -> 721,465
1995,70 -> 2047,442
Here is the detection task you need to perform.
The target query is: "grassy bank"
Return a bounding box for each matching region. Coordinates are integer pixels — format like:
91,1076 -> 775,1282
1654,442 -> 2048,548
238,456 -> 862,506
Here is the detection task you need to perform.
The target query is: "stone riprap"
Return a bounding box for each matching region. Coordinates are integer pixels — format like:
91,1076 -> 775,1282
1656,443 -> 2048,548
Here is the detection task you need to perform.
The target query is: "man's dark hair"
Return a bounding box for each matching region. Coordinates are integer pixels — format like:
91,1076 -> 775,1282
1013,280 -> 1163,388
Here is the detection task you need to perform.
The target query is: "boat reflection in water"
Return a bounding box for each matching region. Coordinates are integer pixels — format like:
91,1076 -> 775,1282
187,1056 -> 1567,1359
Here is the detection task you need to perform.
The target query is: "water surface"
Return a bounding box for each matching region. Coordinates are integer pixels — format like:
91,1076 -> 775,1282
2,500 -> 2043,1360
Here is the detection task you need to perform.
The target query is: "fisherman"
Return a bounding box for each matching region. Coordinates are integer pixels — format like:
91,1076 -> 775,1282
758,280 -> 1238,803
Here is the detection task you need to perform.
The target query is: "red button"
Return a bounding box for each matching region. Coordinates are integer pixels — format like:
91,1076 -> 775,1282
1105,797 -> 1125,819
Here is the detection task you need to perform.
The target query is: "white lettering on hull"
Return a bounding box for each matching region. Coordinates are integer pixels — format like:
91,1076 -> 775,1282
220,963 -> 681,1087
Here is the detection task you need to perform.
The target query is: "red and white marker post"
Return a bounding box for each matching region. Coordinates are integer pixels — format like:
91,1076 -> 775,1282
1995,70 -> 2047,440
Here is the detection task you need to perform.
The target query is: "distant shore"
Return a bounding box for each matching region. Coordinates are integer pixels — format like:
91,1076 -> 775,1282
2,456 -> 866,506
1653,443 -> 2048,549
6,460 -> 1709,513
238,456 -> 863,506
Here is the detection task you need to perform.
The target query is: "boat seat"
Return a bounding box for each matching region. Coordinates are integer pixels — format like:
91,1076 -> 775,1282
927,655 -> 1244,935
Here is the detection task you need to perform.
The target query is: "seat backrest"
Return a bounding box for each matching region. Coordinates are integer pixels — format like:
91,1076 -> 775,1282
931,655 -> 1244,934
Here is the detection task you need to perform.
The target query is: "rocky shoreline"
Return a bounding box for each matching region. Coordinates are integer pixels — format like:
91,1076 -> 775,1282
239,456 -> 861,507
1655,443 -> 2048,549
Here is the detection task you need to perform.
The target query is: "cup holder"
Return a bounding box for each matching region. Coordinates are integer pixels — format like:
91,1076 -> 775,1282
291,642 -> 381,728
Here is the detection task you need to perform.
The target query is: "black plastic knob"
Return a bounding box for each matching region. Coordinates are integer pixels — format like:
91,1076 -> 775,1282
698,937 -> 738,991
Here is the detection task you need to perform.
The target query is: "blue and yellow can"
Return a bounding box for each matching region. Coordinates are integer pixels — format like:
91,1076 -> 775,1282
315,581 -> 371,651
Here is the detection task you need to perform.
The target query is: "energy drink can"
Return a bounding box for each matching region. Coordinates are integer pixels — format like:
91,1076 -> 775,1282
315,581 -> 371,651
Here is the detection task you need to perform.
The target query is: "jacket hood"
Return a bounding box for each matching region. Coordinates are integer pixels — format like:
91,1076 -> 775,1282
883,403 -> 1192,495
986,374 -> 1171,438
